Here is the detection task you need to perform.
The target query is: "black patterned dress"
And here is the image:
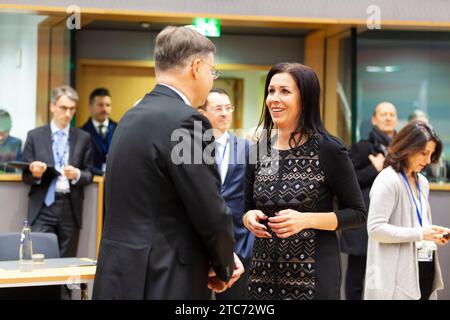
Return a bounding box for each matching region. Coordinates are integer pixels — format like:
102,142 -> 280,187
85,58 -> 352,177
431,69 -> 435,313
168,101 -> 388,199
245,134 -> 366,300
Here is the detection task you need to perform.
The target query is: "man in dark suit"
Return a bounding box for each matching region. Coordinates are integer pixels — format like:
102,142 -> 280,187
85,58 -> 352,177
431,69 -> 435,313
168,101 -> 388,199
22,85 -> 93,258
81,88 -> 117,176
93,26 -> 244,300
198,89 -> 254,300
340,101 -> 397,299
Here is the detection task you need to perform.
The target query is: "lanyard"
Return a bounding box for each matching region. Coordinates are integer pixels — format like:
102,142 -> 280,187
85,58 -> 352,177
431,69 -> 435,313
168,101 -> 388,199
401,171 -> 423,226
52,132 -> 69,169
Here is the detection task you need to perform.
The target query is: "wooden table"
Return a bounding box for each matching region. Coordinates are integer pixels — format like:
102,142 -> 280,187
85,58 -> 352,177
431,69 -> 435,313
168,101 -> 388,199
0,258 -> 96,299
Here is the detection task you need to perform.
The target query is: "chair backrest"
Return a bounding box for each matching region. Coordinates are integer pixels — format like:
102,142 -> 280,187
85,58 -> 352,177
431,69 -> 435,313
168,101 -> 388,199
0,232 -> 60,261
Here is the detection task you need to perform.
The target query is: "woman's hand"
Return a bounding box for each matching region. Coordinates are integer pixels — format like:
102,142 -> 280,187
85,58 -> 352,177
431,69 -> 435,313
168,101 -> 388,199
243,210 -> 271,238
422,225 -> 450,245
268,209 -> 312,238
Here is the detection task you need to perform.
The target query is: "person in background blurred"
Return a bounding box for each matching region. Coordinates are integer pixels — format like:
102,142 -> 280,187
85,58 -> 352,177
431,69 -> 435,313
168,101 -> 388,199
0,109 -> 22,173
22,85 -> 93,259
81,88 -> 117,176
408,110 -> 429,124
365,121 -> 450,300
198,88 -> 253,300
340,102 -> 398,300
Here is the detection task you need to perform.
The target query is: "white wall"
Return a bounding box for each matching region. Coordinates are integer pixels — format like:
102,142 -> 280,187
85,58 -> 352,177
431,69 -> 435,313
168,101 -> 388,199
0,13 -> 46,143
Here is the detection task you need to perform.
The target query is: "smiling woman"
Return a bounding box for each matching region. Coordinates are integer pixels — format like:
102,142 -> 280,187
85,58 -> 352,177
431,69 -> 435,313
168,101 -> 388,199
243,62 -> 366,300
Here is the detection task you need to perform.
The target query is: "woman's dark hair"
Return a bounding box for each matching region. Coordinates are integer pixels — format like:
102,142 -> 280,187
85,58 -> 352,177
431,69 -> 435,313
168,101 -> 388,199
256,62 -> 326,148
385,120 -> 442,172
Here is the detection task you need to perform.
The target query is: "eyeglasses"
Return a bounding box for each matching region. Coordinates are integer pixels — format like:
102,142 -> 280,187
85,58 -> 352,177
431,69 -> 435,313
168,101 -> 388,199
210,105 -> 235,113
202,60 -> 221,80
57,105 -> 76,113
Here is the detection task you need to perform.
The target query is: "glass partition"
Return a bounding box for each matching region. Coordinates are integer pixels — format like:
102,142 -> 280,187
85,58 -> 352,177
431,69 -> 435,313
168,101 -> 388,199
357,31 -> 450,154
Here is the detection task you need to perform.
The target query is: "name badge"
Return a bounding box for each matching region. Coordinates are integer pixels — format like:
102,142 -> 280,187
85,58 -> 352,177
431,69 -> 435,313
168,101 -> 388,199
416,241 -> 436,262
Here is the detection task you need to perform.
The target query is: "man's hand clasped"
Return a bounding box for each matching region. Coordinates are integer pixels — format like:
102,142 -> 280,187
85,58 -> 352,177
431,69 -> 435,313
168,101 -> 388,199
208,252 -> 245,293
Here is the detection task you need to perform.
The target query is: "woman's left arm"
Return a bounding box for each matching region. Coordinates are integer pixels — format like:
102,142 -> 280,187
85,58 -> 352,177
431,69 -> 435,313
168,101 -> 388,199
268,138 -> 366,237
319,138 -> 366,231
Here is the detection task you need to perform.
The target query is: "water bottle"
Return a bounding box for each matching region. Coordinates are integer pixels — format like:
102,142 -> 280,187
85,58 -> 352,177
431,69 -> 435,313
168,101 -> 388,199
19,220 -> 33,272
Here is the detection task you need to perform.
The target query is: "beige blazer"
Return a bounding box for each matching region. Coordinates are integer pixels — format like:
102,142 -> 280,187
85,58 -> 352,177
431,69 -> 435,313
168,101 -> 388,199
364,166 -> 443,300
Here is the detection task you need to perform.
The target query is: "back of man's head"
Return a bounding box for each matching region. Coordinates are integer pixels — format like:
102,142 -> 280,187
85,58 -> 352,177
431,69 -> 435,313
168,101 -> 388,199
408,109 -> 429,124
154,26 -> 216,73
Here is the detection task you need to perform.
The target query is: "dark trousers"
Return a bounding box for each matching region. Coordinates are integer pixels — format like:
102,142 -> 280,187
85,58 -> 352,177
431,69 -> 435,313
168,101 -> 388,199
419,261 -> 435,300
31,194 -> 80,300
216,257 -> 251,300
31,194 -> 79,258
344,254 -> 366,300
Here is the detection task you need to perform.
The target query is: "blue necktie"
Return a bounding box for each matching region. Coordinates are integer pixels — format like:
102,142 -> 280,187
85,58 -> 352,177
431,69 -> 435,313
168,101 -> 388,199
44,130 -> 65,207
44,177 -> 57,207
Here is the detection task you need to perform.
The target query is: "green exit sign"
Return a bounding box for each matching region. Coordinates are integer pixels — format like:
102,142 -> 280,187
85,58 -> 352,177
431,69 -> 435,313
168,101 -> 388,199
193,18 -> 221,37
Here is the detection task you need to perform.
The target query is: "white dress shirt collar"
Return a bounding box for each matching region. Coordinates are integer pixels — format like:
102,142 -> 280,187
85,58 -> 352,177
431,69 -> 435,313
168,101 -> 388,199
50,121 -> 70,136
159,83 -> 192,106
215,131 -> 229,146
91,118 -> 109,130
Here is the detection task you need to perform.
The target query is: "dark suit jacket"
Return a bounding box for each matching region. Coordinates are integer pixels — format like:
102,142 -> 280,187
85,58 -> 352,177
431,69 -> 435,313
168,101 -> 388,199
81,118 -> 117,176
220,133 -> 254,265
22,125 -> 94,228
339,140 -> 377,256
93,84 -> 235,300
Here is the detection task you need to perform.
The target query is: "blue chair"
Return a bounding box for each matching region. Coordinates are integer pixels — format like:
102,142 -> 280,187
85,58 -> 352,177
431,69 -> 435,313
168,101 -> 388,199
0,232 -> 61,300
0,232 -> 60,260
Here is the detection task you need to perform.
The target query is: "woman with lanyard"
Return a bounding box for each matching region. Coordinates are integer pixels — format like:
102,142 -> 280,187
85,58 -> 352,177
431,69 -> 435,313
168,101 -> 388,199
365,120 -> 450,300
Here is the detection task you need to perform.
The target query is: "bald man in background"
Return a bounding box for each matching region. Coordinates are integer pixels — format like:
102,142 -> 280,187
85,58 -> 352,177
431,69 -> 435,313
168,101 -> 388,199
340,102 -> 398,300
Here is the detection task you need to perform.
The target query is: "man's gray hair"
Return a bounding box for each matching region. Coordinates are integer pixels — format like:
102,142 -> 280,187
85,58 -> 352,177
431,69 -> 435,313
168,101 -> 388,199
154,26 -> 216,72
50,85 -> 79,104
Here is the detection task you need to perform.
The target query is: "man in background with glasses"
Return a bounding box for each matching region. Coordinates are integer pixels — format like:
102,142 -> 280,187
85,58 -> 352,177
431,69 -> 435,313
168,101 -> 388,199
340,101 -> 397,300
198,89 -> 253,300
22,85 -> 94,261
